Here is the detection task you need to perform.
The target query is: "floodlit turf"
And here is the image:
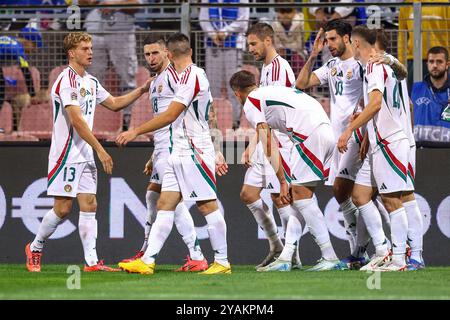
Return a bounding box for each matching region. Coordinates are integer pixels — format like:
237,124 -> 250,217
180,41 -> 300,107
1,264 -> 449,300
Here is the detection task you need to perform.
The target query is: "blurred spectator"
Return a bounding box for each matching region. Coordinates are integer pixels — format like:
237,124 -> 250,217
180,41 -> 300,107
307,0 -> 366,66
82,0 -> 141,129
0,27 -> 41,108
412,46 -> 450,144
271,2 -> 306,75
308,0 -> 366,28
398,0 -> 450,92
199,0 -> 250,130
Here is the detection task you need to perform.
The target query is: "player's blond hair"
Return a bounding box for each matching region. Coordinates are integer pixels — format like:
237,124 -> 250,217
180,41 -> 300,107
63,32 -> 92,55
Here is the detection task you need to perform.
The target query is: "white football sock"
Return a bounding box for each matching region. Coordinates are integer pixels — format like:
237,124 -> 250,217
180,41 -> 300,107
141,210 -> 174,265
174,201 -> 204,261
30,209 -> 62,252
390,207 -> 408,266
279,215 -> 303,261
141,190 -> 159,252
276,205 -> 295,237
205,210 -> 228,266
353,215 -> 371,258
403,200 -> 423,262
358,201 -> 388,256
293,197 -> 337,260
340,198 -> 358,254
247,199 -> 283,252
78,211 -> 98,267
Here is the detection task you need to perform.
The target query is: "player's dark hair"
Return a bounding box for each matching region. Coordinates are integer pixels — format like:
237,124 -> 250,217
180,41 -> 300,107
352,25 -> 377,45
246,22 -> 275,42
427,46 -> 449,61
375,29 -> 389,51
324,19 -> 352,38
229,70 -> 257,91
143,34 -> 167,47
166,32 -> 191,57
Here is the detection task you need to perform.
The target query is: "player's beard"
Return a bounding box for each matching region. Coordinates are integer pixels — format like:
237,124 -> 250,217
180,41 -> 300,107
430,69 -> 447,81
149,61 -> 163,73
332,42 -> 346,57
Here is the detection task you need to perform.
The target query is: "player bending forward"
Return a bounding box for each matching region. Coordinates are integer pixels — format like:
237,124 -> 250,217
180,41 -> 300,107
230,70 -> 339,272
116,33 -> 230,275
25,32 -> 151,272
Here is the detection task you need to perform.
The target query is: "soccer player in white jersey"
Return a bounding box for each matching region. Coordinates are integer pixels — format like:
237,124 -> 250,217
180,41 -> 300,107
116,33 -> 231,275
119,36 -> 208,272
370,30 -> 424,270
296,20 -> 365,262
338,26 -> 410,271
230,70 -> 339,271
244,22 -> 302,270
25,32 -> 151,272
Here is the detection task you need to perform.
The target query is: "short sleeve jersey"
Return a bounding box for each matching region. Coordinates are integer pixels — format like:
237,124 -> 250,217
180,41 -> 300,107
49,66 -> 110,164
313,57 -> 364,138
260,54 -> 296,88
259,54 -> 295,151
243,86 -> 330,142
171,64 -> 214,153
398,78 -> 415,147
363,63 -> 408,150
149,63 -> 180,151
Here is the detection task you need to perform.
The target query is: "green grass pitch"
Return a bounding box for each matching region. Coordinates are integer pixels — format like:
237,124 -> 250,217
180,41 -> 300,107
1,264 -> 449,300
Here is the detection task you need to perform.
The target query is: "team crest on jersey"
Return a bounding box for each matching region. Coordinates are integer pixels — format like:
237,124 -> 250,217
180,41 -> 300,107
331,67 -> 337,76
158,84 -> 163,93
346,70 -> 353,79
80,87 -> 87,97
64,184 -> 72,193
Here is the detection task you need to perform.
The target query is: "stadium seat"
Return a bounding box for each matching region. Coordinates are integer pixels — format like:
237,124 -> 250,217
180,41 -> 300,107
0,101 -> 13,134
129,93 -> 153,140
48,65 -> 67,91
318,97 -> 330,116
104,68 -> 120,96
241,64 -> 260,85
2,65 -> 41,100
213,98 -> 233,136
136,66 -> 151,87
93,105 -> 123,140
17,102 -> 53,139
0,131 -> 39,141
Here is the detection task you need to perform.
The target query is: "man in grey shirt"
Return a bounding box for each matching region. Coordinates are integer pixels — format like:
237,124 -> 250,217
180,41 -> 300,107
81,0 -> 141,128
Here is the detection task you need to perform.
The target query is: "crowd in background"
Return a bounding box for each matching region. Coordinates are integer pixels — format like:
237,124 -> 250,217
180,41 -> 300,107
0,0 -> 449,144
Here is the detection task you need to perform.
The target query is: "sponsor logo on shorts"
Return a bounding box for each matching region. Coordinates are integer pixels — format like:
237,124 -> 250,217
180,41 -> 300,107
380,183 -> 387,191
265,183 -> 274,190
190,191 -> 198,198
339,168 -> 349,176
64,184 -> 72,193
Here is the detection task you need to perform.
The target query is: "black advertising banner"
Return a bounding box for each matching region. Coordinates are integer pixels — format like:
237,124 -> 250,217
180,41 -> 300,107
0,146 -> 449,265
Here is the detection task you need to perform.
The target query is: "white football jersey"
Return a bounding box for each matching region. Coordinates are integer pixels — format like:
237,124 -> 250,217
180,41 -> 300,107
260,54 -> 296,88
243,86 -> 330,141
398,78 -> 415,147
313,57 -> 364,138
149,63 -> 180,151
49,66 -> 110,164
171,64 -> 214,154
363,63 -> 408,150
259,54 -> 295,156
